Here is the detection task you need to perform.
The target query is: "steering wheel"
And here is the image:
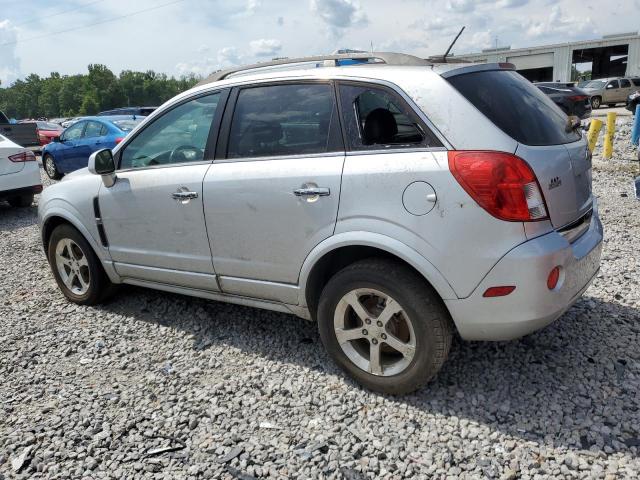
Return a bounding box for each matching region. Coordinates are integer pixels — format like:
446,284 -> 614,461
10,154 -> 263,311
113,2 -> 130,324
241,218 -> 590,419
169,145 -> 203,163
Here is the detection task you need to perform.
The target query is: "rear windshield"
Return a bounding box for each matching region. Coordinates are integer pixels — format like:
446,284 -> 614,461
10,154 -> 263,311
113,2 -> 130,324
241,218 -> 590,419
447,70 -> 581,146
36,121 -> 61,130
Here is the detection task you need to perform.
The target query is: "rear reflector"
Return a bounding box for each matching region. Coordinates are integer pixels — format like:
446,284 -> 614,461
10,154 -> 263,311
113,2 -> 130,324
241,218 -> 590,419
8,151 -> 36,163
483,286 -> 516,297
547,266 -> 561,290
568,95 -> 587,102
448,151 -> 549,222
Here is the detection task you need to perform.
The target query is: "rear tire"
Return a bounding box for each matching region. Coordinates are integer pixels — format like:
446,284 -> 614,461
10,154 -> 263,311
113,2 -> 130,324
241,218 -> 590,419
44,154 -> 62,180
317,258 -> 453,394
8,194 -> 34,208
591,96 -> 601,109
47,224 -> 116,305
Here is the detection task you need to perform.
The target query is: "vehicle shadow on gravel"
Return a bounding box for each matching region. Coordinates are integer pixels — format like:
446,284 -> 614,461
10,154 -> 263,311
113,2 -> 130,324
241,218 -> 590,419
0,202 -> 39,232
95,287 -> 640,456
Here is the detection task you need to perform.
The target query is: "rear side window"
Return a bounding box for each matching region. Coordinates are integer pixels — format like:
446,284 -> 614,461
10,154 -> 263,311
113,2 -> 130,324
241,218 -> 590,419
620,79 -> 631,88
227,83 -> 338,159
338,83 -> 440,150
632,78 -> 640,87
447,70 -> 581,146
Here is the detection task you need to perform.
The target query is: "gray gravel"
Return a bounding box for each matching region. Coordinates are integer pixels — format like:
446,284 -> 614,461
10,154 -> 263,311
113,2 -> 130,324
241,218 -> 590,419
1,125 -> 640,479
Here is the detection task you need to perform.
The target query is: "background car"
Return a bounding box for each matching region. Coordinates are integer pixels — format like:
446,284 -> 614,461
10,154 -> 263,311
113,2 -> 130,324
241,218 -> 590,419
581,77 -> 638,108
33,121 -> 64,146
535,82 -> 592,119
0,133 -> 42,207
0,111 -> 40,149
42,115 -> 143,179
626,90 -> 640,113
98,106 -> 157,117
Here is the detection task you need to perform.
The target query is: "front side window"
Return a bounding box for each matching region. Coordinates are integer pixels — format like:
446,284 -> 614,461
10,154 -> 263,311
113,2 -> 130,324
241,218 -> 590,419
227,83 -> 336,159
607,80 -> 620,89
120,92 -> 221,169
338,84 -> 438,150
84,121 -> 104,138
63,122 -> 85,141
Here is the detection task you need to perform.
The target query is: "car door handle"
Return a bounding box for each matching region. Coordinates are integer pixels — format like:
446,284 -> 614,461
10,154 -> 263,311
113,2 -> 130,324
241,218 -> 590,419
293,187 -> 330,197
171,191 -> 199,200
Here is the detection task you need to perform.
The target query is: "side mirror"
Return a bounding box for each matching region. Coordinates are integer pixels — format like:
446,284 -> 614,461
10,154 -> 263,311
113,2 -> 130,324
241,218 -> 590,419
88,149 -> 117,187
53,136 -> 61,143
606,84 -> 614,89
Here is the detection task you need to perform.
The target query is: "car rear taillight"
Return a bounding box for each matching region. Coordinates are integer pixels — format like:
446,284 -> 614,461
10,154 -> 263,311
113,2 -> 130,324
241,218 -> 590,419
568,95 -> 588,102
448,151 -> 548,222
8,151 -> 37,163
114,137 -> 124,144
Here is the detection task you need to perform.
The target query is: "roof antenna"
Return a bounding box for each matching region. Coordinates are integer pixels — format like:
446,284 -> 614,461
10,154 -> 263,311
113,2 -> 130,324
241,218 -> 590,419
442,26 -> 465,62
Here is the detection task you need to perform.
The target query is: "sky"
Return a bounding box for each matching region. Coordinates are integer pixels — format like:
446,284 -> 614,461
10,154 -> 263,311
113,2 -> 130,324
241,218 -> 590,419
0,0 -> 639,85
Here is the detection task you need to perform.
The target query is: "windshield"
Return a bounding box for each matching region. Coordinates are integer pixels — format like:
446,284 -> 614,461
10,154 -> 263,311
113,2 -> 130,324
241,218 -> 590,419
584,80 -> 606,89
111,119 -> 143,132
447,70 -> 581,146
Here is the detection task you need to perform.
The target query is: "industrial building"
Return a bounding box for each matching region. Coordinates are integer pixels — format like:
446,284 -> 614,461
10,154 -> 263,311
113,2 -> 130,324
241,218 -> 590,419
450,32 -> 640,82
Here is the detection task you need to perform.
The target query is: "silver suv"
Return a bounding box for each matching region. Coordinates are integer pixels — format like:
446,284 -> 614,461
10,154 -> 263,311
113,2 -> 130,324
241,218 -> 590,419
39,53 -> 603,394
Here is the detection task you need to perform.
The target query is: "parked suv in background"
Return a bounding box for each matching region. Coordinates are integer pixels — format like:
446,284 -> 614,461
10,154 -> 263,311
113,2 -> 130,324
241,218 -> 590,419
38,54 -> 603,394
582,77 -> 638,108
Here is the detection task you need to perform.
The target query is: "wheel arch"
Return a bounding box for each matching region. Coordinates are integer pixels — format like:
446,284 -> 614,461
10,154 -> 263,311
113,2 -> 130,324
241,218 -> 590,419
299,232 -> 457,320
40,207 -> 120,283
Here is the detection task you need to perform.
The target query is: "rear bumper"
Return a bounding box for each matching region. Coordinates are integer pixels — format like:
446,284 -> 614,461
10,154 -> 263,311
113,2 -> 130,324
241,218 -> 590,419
0,161 -> 42,197
445,200 -> 603,341
0,184 -> 43,199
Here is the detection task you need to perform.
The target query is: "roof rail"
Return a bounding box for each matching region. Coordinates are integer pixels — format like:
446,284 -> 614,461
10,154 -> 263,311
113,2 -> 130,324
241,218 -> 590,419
196,52 -> 431,86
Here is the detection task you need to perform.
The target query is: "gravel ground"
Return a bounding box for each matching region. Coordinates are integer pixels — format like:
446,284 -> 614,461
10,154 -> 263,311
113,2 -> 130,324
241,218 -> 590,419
1,124 -> 639,479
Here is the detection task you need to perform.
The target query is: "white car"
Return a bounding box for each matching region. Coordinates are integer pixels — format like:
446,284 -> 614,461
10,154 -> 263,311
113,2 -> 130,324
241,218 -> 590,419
0,134 -> 42,207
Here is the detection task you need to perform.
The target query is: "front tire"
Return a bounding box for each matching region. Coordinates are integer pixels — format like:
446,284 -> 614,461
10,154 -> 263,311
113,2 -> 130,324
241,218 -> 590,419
47,224 -> 116,305
8,194 -> 34,208
44,154 -> 62,180
591,96 -> 601,109
317,258 -> 453,394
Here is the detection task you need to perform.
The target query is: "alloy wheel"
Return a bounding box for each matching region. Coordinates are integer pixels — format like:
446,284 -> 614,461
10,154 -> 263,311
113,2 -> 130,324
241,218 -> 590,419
55,238 -> 91,295
45,156 -> 57,178
333,288 -> 416,376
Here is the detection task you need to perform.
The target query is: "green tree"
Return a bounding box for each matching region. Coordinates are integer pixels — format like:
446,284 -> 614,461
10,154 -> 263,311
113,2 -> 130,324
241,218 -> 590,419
0,64 -> 199,119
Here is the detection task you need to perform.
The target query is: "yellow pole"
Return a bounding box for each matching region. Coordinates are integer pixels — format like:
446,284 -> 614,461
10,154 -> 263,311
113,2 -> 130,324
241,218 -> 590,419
587,119 -> 603,152
603,112 -> 616,159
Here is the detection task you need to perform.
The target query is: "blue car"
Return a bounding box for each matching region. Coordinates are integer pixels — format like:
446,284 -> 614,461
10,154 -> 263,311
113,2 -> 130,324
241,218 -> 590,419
42,116 -> 144,179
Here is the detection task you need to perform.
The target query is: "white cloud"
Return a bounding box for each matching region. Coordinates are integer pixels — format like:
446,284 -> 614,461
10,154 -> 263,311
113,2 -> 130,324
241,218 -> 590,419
0,20 -> 20,85
1,0 -> 638,82
446,0 -> 477,12
310,0 -> 368,37
249,38 -> 282,57
526,5 -> 596,40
